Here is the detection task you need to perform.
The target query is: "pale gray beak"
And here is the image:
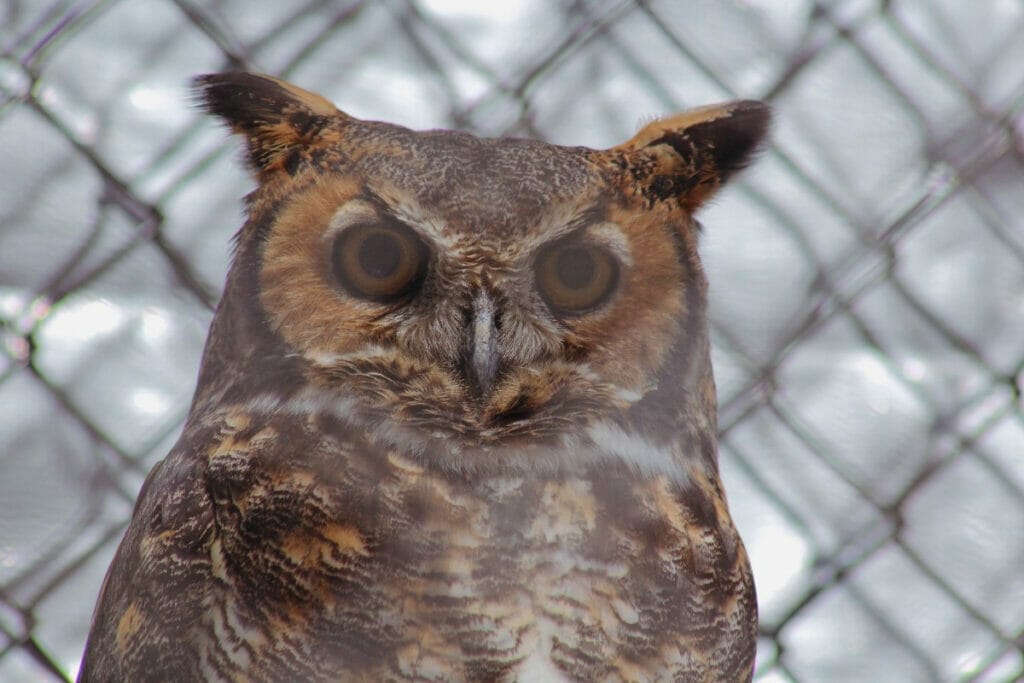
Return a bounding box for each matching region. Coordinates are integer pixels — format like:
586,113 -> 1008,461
465,290 -> 499,397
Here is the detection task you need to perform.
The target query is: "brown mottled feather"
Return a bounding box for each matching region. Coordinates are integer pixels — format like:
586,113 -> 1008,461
80,72 -> 768,682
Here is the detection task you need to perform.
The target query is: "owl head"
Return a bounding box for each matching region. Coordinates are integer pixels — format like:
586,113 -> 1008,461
192,73 -> 769,477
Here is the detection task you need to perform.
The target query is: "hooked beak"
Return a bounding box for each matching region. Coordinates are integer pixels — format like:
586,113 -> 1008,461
464,290 -> 500,397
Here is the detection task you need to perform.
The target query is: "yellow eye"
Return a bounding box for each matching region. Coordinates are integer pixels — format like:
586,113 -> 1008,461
535,241 -> 619,316
332,222 -> 428,301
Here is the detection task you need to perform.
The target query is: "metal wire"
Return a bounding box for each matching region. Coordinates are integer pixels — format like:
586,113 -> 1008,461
1,1 -> 1022,681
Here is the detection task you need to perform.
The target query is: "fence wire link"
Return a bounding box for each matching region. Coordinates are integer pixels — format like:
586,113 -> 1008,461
1,1 -> 1022,681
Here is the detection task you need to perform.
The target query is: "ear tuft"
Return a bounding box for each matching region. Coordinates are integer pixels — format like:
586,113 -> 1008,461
650,101 -> 770,184
192,72 -> 345,174
615,100 -> 771,210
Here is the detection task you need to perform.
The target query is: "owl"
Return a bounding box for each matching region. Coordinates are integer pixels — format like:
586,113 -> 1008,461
79,72 -> 769,682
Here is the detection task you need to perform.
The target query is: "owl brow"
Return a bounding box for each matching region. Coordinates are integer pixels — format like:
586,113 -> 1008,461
529,204 -> 606,248
360,185 -> 451,247
357,186 -> 400,223
565,198 -> 610,228
566,205 -> 607,233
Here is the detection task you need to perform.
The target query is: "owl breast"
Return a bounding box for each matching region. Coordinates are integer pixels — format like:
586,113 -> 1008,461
191,403 -> 755,682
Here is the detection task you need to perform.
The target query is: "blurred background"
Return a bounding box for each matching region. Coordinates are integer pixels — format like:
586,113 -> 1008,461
1,0 -> 1022,681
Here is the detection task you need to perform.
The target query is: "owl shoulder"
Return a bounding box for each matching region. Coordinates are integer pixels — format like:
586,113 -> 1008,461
79,430 -> 215,680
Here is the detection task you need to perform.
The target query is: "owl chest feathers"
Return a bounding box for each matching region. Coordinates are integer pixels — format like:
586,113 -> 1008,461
186,393 -> 754,681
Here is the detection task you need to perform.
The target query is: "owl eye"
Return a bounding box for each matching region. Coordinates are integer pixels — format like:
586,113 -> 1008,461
332,222 -> 429,301
535,241 -> 619,316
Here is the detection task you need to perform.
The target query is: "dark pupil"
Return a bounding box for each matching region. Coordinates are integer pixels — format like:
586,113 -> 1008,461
358,232 -> 402,278
555,247 -> 595,290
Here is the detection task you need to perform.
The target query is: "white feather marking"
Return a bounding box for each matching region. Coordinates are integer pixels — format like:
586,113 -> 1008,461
371,184 -> 460,248
585,422 -> 686,480
516,648 -> 572,682
240,393 -> 288,416
326,200 -> 378,236
239,386 -> 688,484
585,220 -> 633,266
613,386 -> 647,405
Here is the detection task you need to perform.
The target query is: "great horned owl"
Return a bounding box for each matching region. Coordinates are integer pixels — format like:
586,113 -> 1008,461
79,72 -> 769,682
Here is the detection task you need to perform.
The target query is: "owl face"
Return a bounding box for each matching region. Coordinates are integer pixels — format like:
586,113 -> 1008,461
195,74 -> 768,472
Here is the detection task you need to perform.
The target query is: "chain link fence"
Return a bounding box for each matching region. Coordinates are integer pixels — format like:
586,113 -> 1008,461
1,0 -> 1022,680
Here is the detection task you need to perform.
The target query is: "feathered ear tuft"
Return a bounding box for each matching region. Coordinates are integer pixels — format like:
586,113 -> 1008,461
192,72 -> 346,175
613,100 -> 771,211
